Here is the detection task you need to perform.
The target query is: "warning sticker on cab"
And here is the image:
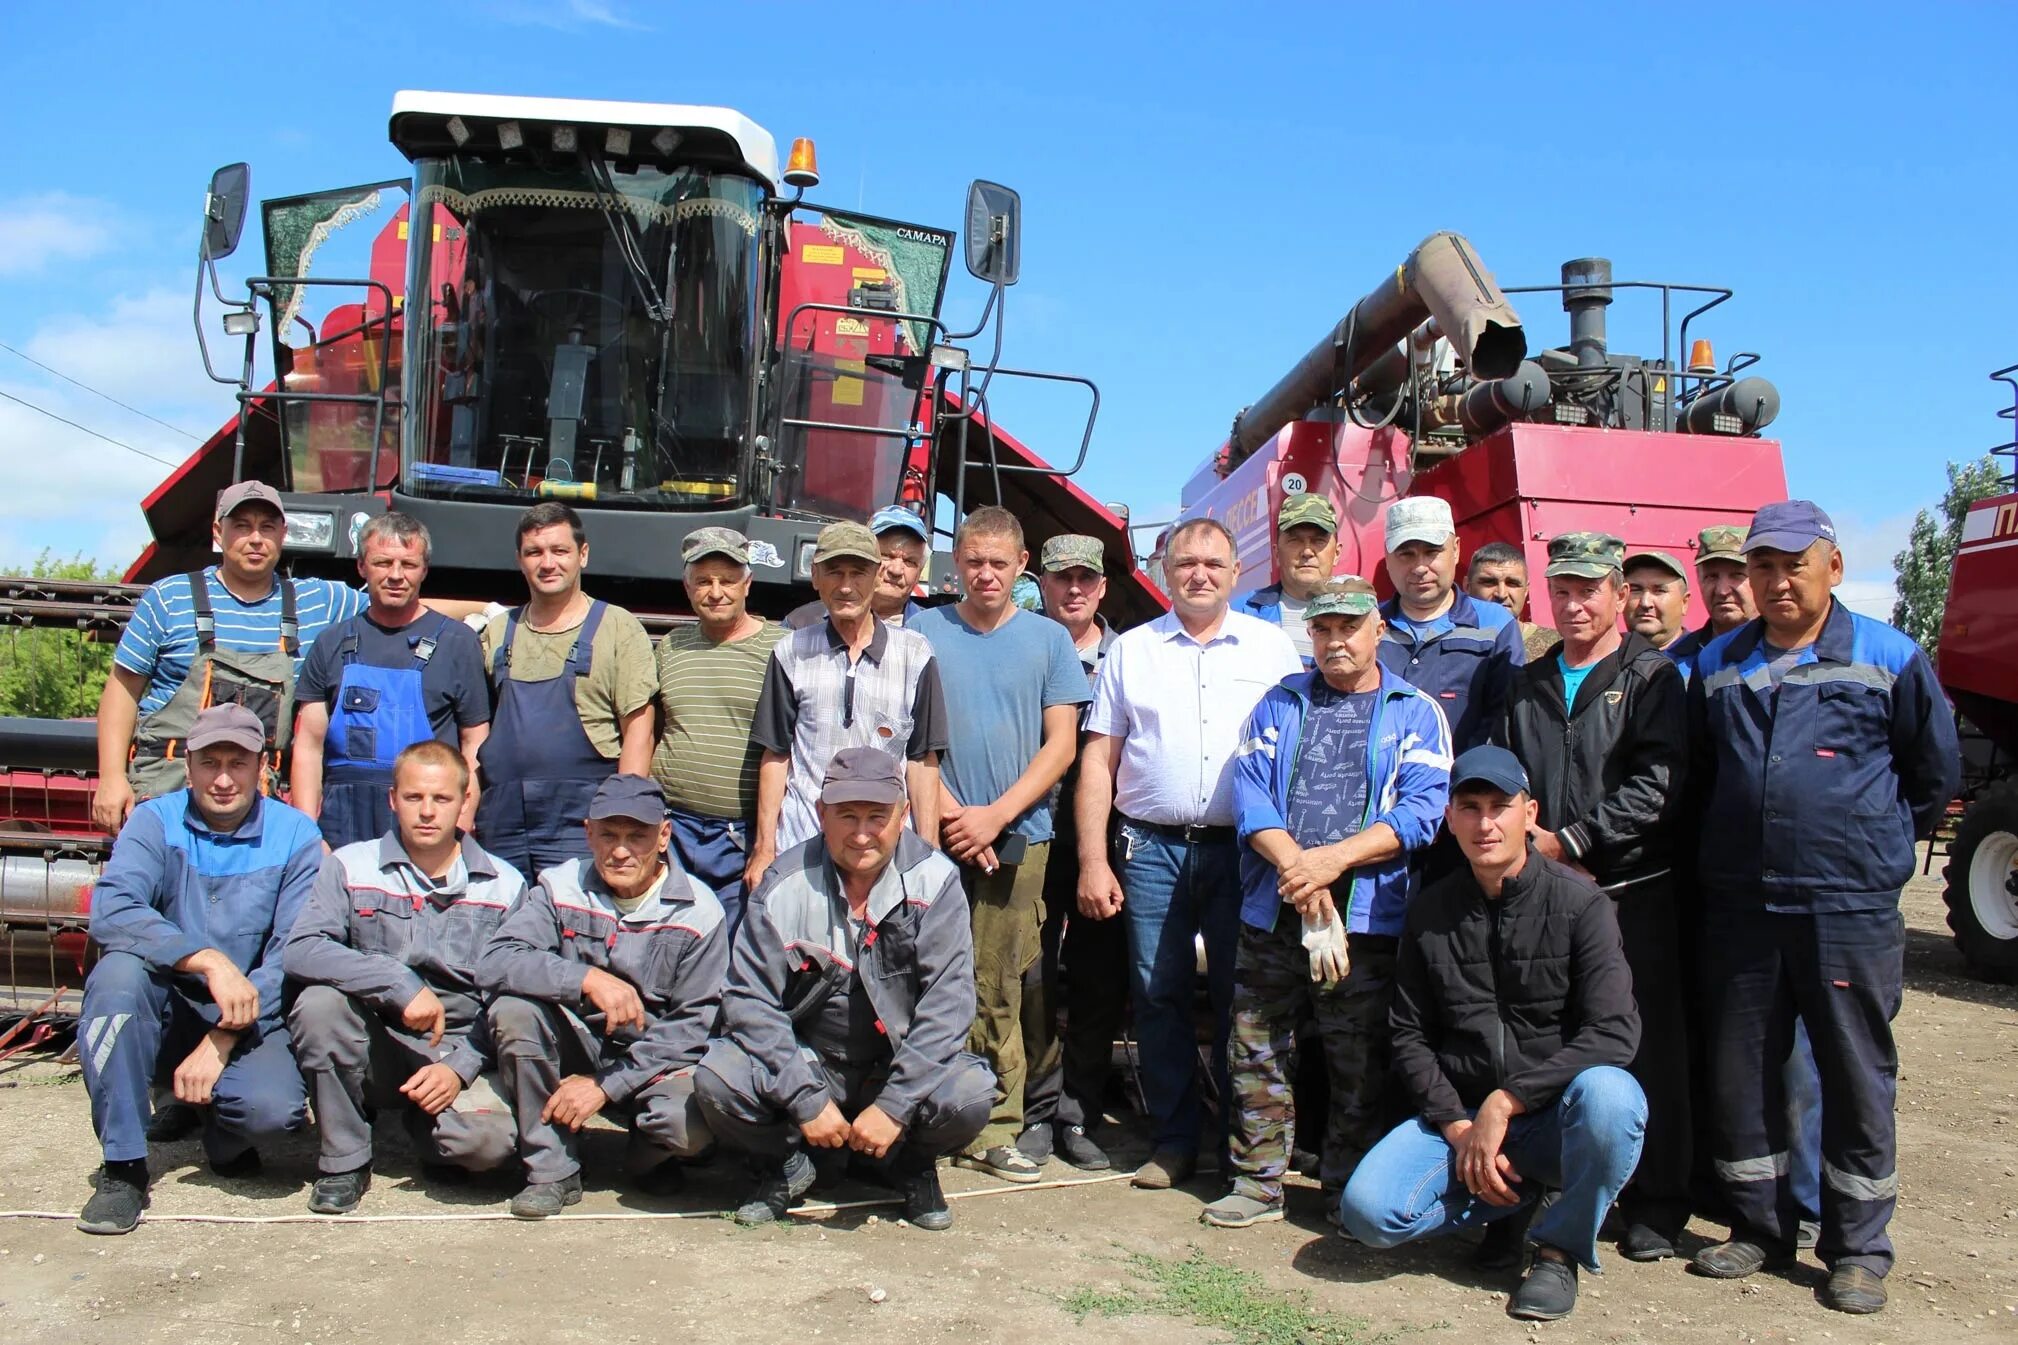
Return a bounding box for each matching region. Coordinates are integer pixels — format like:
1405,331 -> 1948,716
832,376 -> 865,407
801,245 -> 845,265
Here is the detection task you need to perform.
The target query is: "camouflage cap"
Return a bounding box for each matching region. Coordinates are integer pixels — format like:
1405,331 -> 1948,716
1040,534 -> 1106,573
1277,492 -> 1337,535
1544,532 -> 1626,579
1303,576 -> 1380,620
810,520 -> 881,567
1696,525 -> 1747,565
680,526 -> 750,565
1623,549 -> 1688,582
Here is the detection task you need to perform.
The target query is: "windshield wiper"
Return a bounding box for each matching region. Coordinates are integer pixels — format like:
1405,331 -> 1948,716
582,154 -> 668,324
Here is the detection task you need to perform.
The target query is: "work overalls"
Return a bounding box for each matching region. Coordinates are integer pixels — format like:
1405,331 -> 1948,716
128,573 -> 297,801
473,602 -> 614,882
317,613 -> 453,850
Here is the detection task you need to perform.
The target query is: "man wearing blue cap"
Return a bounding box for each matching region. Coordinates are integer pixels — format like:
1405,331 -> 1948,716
1339,745 -> 1646,1323
1687,500 -> 1959,1314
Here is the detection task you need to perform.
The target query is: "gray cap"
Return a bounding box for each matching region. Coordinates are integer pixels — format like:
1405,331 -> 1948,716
1385,496 -> 1455,549
184,703 -> 265,754
586,774 -> 667,824
681,526 -> 750,565
1623,549 -> 1688,582
216,480 -> 283,521
821,746 -> 906,806
811,521 -> 881,567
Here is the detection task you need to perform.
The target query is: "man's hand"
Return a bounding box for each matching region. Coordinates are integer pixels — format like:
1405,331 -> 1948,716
741,844 -> 776,897
93,777 -> 136,834
1448,1093 -> 1524,1207
172,1028 -> 238,1105
847,1104 -> 905,1159
400,1062 -> 464,1116
401,986 -> 447,1047
1278,843 -> 1349,906
941,800 -> 1005,864
800,1099 -> 853,1149
541,1074 -> 608,1131
579,967 -> 646,1033
179,950 -> 259,1031
1528,826 -> 1566,862
1078,860 -> 1125,919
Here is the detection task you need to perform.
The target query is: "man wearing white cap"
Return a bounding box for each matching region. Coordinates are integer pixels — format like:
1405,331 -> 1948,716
1377,497 -> 1524,753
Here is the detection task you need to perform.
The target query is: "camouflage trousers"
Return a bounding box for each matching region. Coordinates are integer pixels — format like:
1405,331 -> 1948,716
1227,917 -> 1398,1204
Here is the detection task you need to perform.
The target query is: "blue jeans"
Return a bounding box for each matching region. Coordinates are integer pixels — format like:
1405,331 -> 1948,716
1116,824 -> 1241,1155
1339,1066 -> 1648,1271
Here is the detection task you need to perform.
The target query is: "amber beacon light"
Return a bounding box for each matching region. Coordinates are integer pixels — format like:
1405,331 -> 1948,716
784,137 -> 820,189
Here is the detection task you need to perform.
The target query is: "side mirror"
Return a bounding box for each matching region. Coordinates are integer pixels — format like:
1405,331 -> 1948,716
201,163 -> 251,261
964,180 -> 1020,287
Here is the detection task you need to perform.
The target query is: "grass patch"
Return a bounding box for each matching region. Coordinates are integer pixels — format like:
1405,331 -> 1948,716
1066,1246 -> 1372,1345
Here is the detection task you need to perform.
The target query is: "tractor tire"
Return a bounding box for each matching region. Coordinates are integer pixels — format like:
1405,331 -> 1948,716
1943,783 -> 2018,983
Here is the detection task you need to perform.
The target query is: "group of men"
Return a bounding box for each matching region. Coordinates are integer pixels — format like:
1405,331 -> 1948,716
70,478 -> 1956,1325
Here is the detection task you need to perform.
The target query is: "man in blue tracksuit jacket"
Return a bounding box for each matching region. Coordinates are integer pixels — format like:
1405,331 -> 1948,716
75,704 -> 322,1234
1235,491 -> 1342,668
1205,579 -> 1453,1227
1686,501 -> 1959,1315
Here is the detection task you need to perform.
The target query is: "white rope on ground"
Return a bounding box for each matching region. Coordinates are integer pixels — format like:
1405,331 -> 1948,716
0,1169 -> 1135,1226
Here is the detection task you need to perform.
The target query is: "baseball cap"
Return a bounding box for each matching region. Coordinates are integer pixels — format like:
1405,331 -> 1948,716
1544,532 -> 1626,579
1385,496 -> 1455,549
1277,492 -> 1337,535
1449,744 -> 1530,797
215,480 -> 283,521
1696,525 -> 1747,565
184,703 -> 265,754
811,521 -> 881,567
1623,549 -> 1688,582
869,505 -> 929,541
820,746 -> 906,806
1303,577 -> 1379,620
1743,500 -> 1837,555
681,526 -> 750,566
586,774 -> 668,825
1040,534 -> 1105,574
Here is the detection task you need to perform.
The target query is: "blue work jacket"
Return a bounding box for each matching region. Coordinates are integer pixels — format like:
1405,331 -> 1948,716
1376,592 -> 1524,752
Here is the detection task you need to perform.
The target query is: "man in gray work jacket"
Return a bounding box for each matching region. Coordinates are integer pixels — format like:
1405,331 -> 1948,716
284,740 -> 524,1214
696,747 -> 993,1231
478,773 -> 727,1219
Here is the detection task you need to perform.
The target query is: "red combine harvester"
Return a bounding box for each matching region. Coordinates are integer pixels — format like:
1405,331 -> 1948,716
1168,238 -> 1787,630
1934,364 -> 2018,982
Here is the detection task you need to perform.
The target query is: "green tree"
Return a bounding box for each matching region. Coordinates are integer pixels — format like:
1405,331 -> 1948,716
0,551 -> 122,719
1892,455 -> 2008,654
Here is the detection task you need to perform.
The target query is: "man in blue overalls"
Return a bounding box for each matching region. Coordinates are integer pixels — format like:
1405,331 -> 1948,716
1688,500 -> 1959,1315
474,503 -> 657,882
291,514 -> 490,850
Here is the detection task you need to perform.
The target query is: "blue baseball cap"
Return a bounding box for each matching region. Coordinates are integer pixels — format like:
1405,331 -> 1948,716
1449,745 -> 1530,797
869,505 -> 928,541
1743,500 -> 1837,555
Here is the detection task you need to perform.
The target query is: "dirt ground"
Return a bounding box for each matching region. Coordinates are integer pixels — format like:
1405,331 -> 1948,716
0,869 -> 2012,1345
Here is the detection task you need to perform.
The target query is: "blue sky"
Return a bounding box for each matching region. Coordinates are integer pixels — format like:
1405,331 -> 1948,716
3,0 -> 2013,615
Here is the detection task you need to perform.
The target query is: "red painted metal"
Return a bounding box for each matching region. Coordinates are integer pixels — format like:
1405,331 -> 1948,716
1938,490 -> 2018,753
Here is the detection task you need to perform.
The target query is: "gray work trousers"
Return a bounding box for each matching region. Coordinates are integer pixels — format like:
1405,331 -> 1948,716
487,995 -> 710,1183
694,1040 -> 992,1169
287,984 -> 515,1176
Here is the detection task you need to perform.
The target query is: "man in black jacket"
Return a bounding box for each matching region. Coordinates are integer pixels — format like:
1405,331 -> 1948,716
1339,746 -> 1645,1323
1496,531 -> 1692,1263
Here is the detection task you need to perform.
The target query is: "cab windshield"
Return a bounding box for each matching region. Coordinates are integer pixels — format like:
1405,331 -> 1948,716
404,156 -> 763,507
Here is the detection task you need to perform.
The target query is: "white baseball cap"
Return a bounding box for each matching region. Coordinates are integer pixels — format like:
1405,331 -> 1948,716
1385,496 -> 1456,549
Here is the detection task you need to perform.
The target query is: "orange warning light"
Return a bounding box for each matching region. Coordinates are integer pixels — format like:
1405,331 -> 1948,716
1688,339 -> 1715,374
784,137 -> 820,189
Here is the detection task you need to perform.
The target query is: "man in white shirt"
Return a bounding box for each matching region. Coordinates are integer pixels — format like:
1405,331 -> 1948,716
1077,517 -> 1303,1190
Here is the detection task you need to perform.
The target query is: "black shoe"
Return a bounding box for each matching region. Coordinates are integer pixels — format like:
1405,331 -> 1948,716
307,1167 -> 371,1215
76,1162 -> 149,1235
900,1163 -> 953,1232
1620,1222 -> 1677,1262
1507,1250 -> 1579,1321
209,1147 -> 262,1179
419,1161 -> 471,1186
1054,1123 -> 1111,1171
146,1102 -> 201,1142
1015,1123 -> 1055,1163
1820,1264 -> 1887,1314
629,1158 -> 685,1197
1691,1238 -> 1796,1279
1290,1146 -> 1322,1180
509,1172 -> 584,1219
1474,1207 -> 1534,1270
733,1151 -> 816,1227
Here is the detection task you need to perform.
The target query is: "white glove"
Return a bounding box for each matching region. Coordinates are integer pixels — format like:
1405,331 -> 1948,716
463,600 -> 507,633
1301,908 -> 1350,984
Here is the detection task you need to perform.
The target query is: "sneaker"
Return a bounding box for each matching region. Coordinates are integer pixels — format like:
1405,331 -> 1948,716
1691,1238 -> 1796,1279
146,1101 -> 201,1142
509,1172 -> 584,1219
1130,1149 -> 1197,1190
1474,1210 -> 1532,1270
76,1162 -> 149,1235
1620,1222 -> 1677,1262
1054,1123 -> 1111,1171
209,1147 -> 262,1179
1507,1249 -> 1579,1321
1014,1124 -> 1055,1164
953,1144 -> 1042,1184
1199,1191 -> 1284,1228
900,1164 -> 953,1232
1820,1264 -> 1887,1314
307,1167 -> 371,1215
732,1151 -> 816,1227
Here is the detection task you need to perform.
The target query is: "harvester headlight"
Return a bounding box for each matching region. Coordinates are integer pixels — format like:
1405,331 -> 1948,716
605,127 -> 632,157
652,128 -> 682,157
284,511 -> 336,551
497,121 -> 524,151
551,124 -> 578,154
446,116 -> 470,147
797,540 -> 817,579
221,309 -> 261,337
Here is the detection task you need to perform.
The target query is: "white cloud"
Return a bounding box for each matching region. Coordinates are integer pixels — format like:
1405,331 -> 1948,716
482,0 -> 651,29
24,286 -> 225,417
0,194 -> 115,278
1830,508 -> 1916,621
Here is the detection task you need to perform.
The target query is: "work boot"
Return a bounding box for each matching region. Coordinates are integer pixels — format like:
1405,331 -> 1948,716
732,1151 -> 816,1227
1199,1191 -> 1284,1228
146,1101 -> 202,1142
1130,1148 -> 1197,1190
1507,1248 -> 1579,1321
1691,1237 -> 1796,1279
76,1161 -> 149,1235
509,1172 -> 584,1220
629,1158 -> 685,1198
1291,1146 -> 1322,1180
1014,1124 -> 1055,1164
1474,1206 -> 1535,1270
1054,1123 -> 1111,1171
899,1163 -> 953,1232
953,1144 -> 1042,1184
1620,1222 -> 1677,1262
1821,1265 -> 1887,1314
307,1167 -> 372,1215
209,1147 -> 262,1180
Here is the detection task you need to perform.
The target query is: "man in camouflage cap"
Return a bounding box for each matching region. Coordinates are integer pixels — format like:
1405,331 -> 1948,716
1665,525 -> 1758,682
1238,493 -> 1341,666
1204,578 -> 1453,1227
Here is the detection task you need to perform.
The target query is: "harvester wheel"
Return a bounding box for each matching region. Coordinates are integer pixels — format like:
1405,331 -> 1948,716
1943,783 -> 2018,983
